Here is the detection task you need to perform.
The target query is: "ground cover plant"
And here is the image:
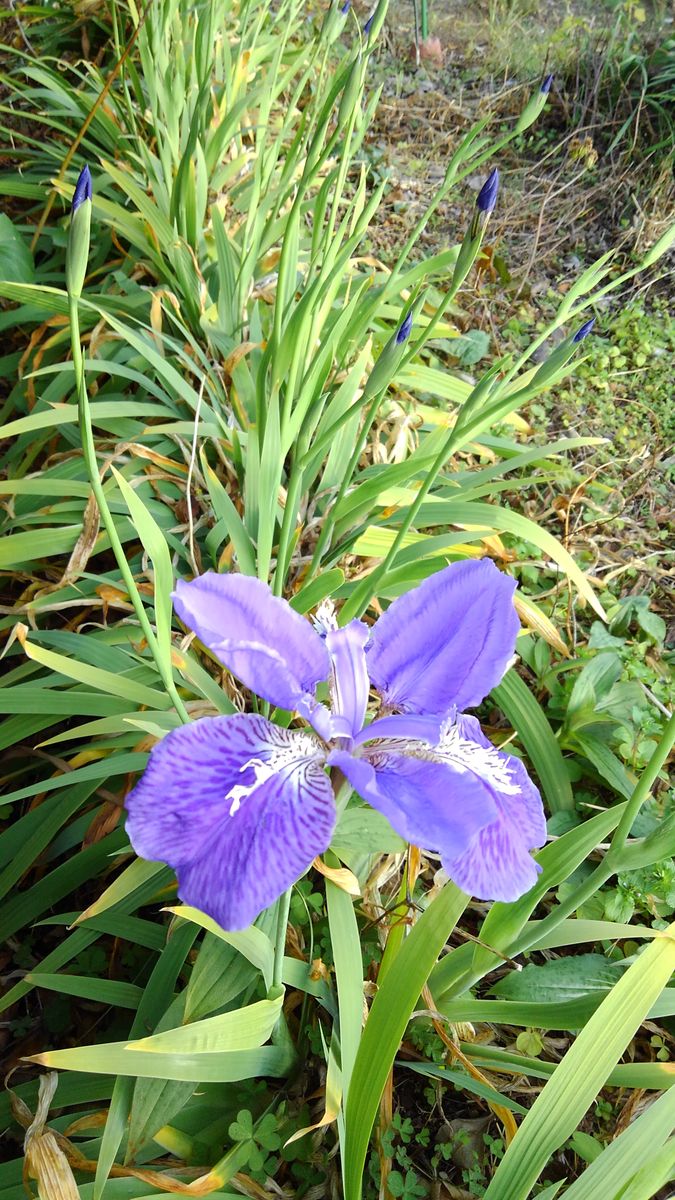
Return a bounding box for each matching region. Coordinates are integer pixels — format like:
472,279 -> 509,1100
0,0 -> 674,1197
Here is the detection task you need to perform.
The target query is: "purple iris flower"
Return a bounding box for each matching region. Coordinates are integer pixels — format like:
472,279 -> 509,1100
125,561 -> 546,930
540,73 -> 554,94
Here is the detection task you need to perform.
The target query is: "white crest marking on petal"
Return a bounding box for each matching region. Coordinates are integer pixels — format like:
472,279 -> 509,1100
312,598 -> 338,636
224,733 -> 325,817
435,722 -> 521,794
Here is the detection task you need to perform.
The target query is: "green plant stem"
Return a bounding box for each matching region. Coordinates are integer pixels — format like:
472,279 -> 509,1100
272,887 -> 292,991
69,295 -> 190,724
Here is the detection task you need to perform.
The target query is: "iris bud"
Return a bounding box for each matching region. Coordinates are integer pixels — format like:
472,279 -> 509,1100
363,0 -> 388,44
396,311 -> 413,344
530,319 -> 595,388
364,304 -> 419,398
320,0 -> 350,44
66,164 -> 92,300
476,167 -> 499,215
515,71 -> 554,133
452,168 -> 500,290
573,317 -> 595,342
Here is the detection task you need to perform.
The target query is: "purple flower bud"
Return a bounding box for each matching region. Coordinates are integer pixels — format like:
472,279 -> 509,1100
573,317 -> 595,343
72,164 -> 92,213
540,73 -> 554,94
364,11 -> 374,33
476,167 -> 499,214
339,0 -> 350,13
396,311 -> 413,344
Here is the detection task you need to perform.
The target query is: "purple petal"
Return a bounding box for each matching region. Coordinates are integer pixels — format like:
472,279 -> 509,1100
355,712 -> 443,747
366,560 -> 520,717
125,713 -> 335,930
172,573 -> 330,714
328,746 -> 496,863
437,714 -> 547,902
325,620 -> 370,739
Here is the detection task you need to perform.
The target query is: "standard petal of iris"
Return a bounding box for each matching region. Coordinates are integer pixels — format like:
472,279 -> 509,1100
125,713 -> 335,930
366,559 -> 520,716
354,711 -> 444,748
325,620 -> 370,738
172,573 -> 330,713
328,746 -> 497,863
438,714 -> 547,902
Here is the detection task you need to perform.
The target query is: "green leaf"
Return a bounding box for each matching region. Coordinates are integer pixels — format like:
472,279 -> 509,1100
490,954 -> 622,1002
170,905 -> 274,990
0,213 -> 35,282
492,667 -> 575,813
398,1061 -> 527,1114
110,466 -> 175,664
481,919 -> 675,1199
332,805 -> 406,854
343,885 -> 467,1200
572,732 -> 635,799
26,973 -> 144,1009
326,860 -> 362,1096
20,637 -> 170,708
27,1041 -> 291,1083
127,995 -> 282,1054
562,1089 -> 675,1199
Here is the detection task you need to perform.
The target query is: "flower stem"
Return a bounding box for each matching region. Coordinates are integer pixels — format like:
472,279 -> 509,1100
272,887 -> 292,991
68,295 -> 190,724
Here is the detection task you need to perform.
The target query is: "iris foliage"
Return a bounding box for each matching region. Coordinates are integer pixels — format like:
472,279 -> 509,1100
0,1 -> 674,1197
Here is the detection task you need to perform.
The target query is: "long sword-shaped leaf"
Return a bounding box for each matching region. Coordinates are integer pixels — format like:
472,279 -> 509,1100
343,884 -> 467,1200
482,922 -> 675,1199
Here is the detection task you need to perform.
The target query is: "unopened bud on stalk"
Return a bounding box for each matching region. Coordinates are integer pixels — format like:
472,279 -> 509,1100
320,0 -> 350,45
363,0 -> 388,45
452,168 -> 500,290
515,70 -> 554,133
573,317 -> 595,342
476,167 -> 499,214
530,318 -> 595,388
66,164 -> 92,300
396,311 -> 413,344
364,303 -> 419,397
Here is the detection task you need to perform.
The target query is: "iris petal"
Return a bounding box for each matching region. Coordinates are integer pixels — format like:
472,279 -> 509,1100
355,712 -> 443,747
365,559 -> 520,717
437,714 -> 547,902
172,573 -> 330,714
325,620 -> 370,738
328,745 -> 496,863
125,713 -> 334,930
